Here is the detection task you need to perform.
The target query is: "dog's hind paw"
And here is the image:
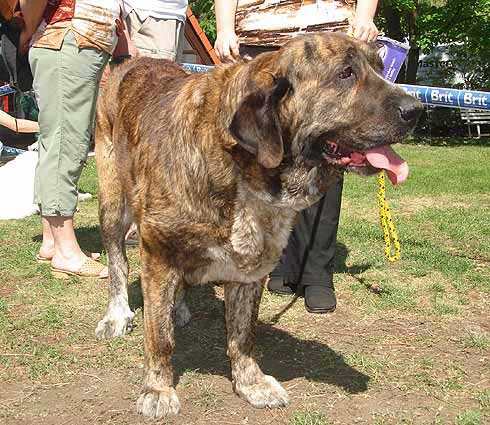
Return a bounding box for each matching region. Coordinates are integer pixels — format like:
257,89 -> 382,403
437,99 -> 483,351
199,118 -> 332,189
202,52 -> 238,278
136,387 -> 180,419
175,300 -> 191,328
235,375 -> 289,408
95,310 -> 135,339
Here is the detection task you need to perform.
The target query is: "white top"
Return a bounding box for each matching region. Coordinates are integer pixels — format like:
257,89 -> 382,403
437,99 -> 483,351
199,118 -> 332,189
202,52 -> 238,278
124,0 -> 188,22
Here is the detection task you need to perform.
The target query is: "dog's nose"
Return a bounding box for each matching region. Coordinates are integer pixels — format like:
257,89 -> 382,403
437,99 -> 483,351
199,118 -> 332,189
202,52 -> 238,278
398,97 -> 422,122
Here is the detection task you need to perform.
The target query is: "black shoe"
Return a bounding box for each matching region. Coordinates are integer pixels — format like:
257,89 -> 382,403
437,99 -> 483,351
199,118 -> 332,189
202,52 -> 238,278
304,285 -> 336,314
267,275 -> 296,296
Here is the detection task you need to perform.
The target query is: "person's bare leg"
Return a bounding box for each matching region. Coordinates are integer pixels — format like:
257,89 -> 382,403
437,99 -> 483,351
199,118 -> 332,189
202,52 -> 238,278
45,216 -> 87,271
38,217 -> 55,259
38,216 -> 100,262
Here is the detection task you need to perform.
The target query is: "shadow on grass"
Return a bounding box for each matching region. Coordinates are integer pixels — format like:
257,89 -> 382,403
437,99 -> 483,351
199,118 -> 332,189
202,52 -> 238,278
255,323 -> 370,394
335,242 -> 371,283
180,285 -> 369,394
128,277 -> 144,312
127,279 -> 369,395
335,243 -> 386,294
76,226 -> 105,254
32,225 -> 105,256
37,227 -> 370,395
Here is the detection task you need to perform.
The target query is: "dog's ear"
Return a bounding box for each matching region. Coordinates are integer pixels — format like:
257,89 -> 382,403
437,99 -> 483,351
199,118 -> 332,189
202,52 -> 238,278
229,77 -> 290,168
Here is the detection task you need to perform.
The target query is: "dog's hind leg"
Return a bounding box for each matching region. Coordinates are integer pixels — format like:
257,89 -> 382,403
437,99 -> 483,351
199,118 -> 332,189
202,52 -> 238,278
224,280 -> 289,408
95,111 -> 134,339
175,285 -> 191,328
136,248 -> 181,419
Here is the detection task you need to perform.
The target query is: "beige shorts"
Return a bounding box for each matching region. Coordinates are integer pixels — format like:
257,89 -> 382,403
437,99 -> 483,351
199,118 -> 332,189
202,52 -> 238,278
126,10 -> 185,61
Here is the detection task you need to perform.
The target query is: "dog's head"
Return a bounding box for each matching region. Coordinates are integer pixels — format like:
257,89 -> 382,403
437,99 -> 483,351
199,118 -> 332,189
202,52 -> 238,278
229,33 -> 423,198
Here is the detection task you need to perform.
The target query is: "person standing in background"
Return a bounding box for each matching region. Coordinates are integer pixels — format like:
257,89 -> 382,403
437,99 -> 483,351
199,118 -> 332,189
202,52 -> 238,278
214,0 -> 379,313
123,0 -> 188,60
20,0 -> 124,278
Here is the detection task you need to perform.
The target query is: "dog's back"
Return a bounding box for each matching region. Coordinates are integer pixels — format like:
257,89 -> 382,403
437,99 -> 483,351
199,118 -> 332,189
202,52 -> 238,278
98,58 -> 188,129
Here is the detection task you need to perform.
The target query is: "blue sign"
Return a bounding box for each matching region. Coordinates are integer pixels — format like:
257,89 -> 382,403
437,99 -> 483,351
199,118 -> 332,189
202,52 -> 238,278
398,84 -> 490,111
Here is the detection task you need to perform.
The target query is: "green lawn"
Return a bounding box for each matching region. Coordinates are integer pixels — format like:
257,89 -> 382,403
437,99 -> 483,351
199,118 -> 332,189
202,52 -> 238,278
339,143 -> 490,315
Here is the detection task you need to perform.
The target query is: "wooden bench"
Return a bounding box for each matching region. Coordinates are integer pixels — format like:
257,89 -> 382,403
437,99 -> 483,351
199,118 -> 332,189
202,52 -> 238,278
460,109 -> 490,138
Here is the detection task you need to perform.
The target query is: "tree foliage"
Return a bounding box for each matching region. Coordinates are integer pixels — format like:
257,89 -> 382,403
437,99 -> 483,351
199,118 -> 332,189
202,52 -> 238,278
189,0 -> 217,43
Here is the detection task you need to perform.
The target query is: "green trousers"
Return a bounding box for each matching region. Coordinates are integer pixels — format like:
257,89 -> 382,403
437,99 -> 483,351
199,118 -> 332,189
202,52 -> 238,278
30,30 -> 109,216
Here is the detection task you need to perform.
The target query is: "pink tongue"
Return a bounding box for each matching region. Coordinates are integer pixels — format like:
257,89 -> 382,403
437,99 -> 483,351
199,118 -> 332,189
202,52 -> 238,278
365,146 -> 409,185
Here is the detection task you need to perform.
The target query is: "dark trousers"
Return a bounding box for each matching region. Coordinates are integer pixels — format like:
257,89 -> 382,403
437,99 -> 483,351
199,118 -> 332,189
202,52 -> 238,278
275,176 -> 344,287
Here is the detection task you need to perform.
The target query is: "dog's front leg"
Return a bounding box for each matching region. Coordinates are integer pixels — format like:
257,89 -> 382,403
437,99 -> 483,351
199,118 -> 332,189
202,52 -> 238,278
136,251 -> 181,419
95,222 -> 134,339
95,134 -> 134,339
224,280 -> 289,408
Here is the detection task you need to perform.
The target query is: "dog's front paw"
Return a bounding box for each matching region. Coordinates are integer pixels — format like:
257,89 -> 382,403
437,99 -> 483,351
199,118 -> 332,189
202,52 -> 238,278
136,387 -> 180,419
95,307 -> 135,339
234,375 -> 289,408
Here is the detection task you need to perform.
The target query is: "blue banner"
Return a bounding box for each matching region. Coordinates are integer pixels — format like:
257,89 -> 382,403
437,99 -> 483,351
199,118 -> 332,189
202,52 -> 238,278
398,84 -> 490,111
182,63 -> 214,73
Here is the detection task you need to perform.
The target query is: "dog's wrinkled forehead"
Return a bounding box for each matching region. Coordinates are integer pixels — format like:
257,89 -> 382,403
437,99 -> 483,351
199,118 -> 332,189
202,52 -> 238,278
274,32 -> 384,80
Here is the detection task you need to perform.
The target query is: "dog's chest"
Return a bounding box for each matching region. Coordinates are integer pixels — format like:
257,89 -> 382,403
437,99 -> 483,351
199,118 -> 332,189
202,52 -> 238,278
192,193 -> 296,284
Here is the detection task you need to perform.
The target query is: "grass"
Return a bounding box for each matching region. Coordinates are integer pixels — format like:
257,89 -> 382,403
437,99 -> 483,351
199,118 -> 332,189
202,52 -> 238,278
289,410 -> 333,425
463,333 -> 490,351
344,352 -> 387,383
194,380 -> 222,411
1,138 -> 490,424
339,143 -> 490,316
456,410 -> 481,425
479,389 -> 490,406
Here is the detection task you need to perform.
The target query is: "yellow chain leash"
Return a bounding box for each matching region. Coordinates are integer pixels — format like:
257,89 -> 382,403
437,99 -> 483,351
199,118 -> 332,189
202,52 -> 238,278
377,172 -> 401,262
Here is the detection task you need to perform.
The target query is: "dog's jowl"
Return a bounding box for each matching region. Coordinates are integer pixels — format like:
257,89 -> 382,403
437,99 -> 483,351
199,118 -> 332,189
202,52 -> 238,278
94,33 -> 422,419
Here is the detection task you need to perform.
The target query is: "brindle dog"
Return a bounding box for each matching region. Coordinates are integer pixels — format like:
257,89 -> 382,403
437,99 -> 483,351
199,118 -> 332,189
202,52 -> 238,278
95,32 -> 422,419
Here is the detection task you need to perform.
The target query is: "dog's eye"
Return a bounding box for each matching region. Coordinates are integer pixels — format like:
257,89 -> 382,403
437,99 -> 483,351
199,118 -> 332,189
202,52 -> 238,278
338,66 -> 353,79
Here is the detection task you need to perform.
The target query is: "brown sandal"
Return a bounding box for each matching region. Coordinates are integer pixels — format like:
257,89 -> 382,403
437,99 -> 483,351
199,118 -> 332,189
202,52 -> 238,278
51,257 -> 108,279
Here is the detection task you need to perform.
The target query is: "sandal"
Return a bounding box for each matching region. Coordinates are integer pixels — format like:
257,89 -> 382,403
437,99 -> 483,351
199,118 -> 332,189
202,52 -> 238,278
51,257 -> 108,279
37,251 -> 101,263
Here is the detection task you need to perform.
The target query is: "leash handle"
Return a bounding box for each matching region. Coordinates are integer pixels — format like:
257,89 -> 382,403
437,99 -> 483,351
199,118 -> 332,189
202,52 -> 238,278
378,172 -> 401,262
